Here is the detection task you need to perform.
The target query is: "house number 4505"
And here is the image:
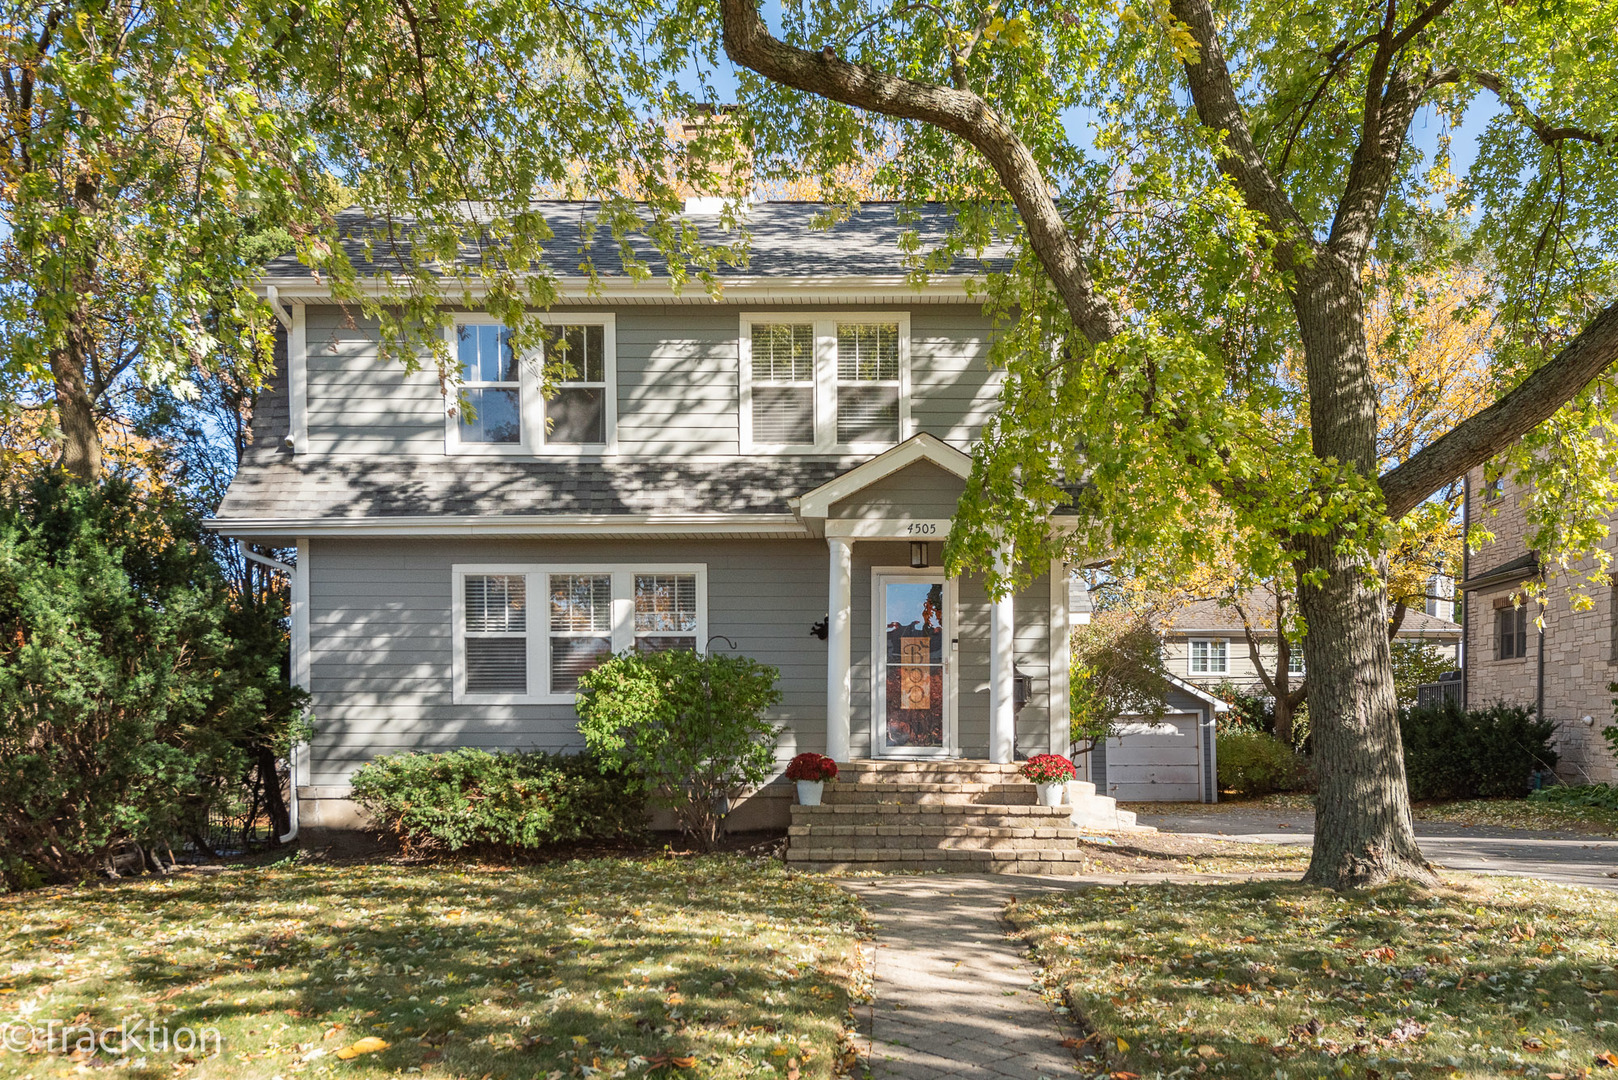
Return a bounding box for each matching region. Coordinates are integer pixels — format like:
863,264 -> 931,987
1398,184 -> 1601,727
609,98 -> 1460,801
905,522 -> 941,536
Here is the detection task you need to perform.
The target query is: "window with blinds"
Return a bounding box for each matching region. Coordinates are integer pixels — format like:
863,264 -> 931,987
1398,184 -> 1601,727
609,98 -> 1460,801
549,573 -> 613,692
749,323 -> 815,445
634,574 -> 698,652
743,316 -> 908,451
835,322 -> 900,444
464,574 -> 528,693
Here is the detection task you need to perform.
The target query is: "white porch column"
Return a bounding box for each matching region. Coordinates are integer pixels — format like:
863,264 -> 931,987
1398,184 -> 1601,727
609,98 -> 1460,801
826,537 -> 854,761
989,544 -> 1016,764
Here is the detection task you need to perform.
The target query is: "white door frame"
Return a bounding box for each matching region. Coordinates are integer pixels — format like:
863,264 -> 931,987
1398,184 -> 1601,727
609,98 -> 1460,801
870,567 -> 958,759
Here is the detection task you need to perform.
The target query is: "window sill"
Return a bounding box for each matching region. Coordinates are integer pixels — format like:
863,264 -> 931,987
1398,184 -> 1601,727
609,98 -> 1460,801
453,692 -> 578,706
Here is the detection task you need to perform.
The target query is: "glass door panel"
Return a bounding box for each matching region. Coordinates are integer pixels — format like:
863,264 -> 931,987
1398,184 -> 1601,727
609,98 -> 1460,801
880,579 -> 947,753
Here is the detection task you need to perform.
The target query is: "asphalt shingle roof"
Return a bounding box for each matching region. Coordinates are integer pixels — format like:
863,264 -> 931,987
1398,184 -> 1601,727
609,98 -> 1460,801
261,201 -> 1010,282
1164,590 -> 1461,637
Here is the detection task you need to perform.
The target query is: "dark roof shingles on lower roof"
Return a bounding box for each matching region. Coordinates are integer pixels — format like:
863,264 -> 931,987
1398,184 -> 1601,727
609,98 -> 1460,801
214,456 -> 852,521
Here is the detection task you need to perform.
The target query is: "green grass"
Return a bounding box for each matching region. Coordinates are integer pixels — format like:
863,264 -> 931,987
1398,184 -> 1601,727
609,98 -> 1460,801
1414,798 -> 1618,837
1013,877 -> 1618,1080
0,856 -> 867,1079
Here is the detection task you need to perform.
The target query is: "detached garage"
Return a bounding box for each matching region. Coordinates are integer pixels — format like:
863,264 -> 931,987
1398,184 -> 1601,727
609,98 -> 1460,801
1080,676 -> 1224,803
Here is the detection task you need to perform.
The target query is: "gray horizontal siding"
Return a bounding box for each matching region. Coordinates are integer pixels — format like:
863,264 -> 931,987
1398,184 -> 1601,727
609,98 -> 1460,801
298,303 -> 1001,460
305,537 -> 831,786
831,460 -> 966,520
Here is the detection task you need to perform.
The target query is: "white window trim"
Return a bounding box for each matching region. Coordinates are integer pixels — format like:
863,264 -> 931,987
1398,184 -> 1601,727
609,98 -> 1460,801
1189,638 -> 1229,676
444,313 -> 618,457
739,311 -> 912,454
1286,650 -> 1305,676
452,563 -> 707,705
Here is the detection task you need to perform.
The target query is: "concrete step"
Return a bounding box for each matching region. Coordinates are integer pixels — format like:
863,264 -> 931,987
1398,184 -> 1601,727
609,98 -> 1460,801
790,834 -> 1080,853
824,782 -> 1040,806
837,760 -> 1026,782
791,804 -> 1076,827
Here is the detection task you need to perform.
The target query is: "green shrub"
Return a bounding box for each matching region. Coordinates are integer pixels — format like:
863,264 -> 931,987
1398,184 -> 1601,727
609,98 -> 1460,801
1217,731 -> 1303,796
349,748 -> 646,854
1399,701 -> 1557,801
1529,784 -> 1618,811
577,649 -> 782,850
0,476 -> 307,891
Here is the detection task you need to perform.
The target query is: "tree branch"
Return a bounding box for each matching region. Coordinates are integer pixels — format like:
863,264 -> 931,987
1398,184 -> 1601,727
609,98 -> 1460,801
1379,298 -> 1618,519
718,0 -> 1124,345
1166,0 -> 1314,268
1471,70 -> 1607,147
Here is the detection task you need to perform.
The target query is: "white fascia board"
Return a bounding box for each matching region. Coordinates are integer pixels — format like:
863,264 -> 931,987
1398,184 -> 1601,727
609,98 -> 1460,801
204,513 -> 810,539
796,433 -> 974,519
250,274 -> 982,304
1166,672 -> 1230,711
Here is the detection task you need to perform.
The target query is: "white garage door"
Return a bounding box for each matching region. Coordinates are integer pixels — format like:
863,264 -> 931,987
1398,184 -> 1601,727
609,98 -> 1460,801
1104,713 -> 1203,802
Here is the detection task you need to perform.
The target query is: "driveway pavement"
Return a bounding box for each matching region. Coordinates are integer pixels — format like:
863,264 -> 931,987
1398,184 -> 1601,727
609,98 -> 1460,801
1135,807 -> 1618,891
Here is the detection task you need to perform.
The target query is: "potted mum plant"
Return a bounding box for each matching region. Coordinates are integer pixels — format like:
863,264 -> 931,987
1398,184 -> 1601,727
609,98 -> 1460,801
1019,754 -> 1076,807
785,752 -> 839,806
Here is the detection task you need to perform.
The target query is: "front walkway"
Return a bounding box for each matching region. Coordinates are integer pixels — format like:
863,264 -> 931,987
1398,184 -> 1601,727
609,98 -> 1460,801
842,876 -> 1083,1078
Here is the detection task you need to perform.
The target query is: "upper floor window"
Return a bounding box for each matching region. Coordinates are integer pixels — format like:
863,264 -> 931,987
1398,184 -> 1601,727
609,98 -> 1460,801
740,313 -> 911,452
1286,649 -> 1305,676
454,564 -> 707,704
1189,638 -> 1228,676
1483,474 -> 1504,502
448,315 -> 616,455
1495,603 -> 1528,660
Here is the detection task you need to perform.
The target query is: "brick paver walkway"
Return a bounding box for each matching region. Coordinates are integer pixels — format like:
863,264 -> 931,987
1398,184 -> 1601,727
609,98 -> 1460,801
841,876 -> 1084,1078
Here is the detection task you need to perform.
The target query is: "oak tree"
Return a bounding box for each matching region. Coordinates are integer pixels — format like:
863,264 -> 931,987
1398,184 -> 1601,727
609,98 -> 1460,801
719,0 -> 1618,886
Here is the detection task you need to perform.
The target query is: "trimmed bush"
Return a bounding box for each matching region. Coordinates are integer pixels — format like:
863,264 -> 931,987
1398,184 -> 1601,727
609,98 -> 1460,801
349,748 -> 646,854
576,649 -> 782,850
1217,731 -> 1302,796
1399,701 -> 1557,800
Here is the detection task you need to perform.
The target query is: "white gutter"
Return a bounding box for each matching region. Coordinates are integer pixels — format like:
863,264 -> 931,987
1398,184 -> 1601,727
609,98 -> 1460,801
249,272 -> 983,304
208,512 -> 812,540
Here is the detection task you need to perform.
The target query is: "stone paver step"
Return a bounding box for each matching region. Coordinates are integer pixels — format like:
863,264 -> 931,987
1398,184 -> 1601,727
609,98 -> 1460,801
791,805 -> 1076,827
793,855 -> 1085,875
789,823 -> 1080,838
791,835 -> 1077,853
825,786 -> 1040,806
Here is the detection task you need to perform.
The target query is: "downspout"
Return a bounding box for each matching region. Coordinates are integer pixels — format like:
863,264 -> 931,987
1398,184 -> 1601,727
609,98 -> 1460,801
239,541 -> 303,845
1536,615 -> 1546,726
1460,473 -> 1470,710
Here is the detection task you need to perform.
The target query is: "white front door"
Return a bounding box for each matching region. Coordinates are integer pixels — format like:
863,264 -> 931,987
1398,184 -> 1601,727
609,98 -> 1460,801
873,571 -> 955,758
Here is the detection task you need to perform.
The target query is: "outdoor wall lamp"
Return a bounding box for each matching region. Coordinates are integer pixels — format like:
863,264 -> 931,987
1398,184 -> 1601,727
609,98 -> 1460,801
909,541 -> 930,569
809,617 -> 829,641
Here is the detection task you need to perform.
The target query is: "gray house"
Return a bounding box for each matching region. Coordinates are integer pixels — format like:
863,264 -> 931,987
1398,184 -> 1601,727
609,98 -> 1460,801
213,202 -> 1083,833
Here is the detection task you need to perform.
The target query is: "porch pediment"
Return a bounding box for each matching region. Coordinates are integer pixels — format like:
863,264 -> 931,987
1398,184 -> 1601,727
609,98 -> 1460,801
793,433 -> 973,521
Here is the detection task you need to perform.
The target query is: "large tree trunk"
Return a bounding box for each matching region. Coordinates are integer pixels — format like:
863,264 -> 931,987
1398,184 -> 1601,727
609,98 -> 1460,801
51,318 -> 101,482
1293,260 -> 1435,890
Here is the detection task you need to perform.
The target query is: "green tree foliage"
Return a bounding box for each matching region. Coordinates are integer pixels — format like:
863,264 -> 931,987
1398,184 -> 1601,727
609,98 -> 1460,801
576,651 -> 782,850
1390,641 -> 1458,705
1,0 -> 740,479
349,748 -> 647,855
718,0 -> 1618,887
0,476 -> 307,889
1069,612 -> 1172,756
1216,731 -> 1304,797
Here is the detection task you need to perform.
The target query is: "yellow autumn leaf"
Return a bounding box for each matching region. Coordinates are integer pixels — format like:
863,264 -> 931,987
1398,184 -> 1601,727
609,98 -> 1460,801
335,1036 -> 389,1059
1116,1035 -> 1130,1052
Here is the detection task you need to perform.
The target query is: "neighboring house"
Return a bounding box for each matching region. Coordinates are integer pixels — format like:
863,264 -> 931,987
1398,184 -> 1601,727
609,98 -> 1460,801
1161,589 -> 1462,696
211,201 -> 1083,832
1460,465 -> 1617,785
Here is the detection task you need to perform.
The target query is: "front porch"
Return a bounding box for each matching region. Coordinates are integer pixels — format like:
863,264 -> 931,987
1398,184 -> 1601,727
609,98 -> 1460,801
796,435 -> 1070,766
784,760 -> 1150,874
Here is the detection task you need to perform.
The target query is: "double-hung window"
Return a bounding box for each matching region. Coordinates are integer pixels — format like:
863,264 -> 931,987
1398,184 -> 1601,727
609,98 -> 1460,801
454,564 -> 707,704
1495,603 -> 1529,660
740,313 -> 911,452
448,315 -> 616,454
1189,638 -> 1228,676
1286,649 -> 1305,676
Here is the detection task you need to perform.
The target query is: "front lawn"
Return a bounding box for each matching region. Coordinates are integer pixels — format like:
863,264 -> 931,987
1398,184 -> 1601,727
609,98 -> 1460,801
0,856 -> 866,1079
1014,878 -> 1618,1080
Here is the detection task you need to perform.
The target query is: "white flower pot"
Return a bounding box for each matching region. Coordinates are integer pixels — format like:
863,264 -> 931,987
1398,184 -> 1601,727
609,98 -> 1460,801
796,780 -> 825,806
1035,781 -> 1066,808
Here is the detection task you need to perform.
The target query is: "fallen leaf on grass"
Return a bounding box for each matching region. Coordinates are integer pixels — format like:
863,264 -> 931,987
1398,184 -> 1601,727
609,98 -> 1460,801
1597,1051 -> 1618,1067
647,1053 -> 698,1069
1116,1036 -> 1130,1052
336,1036 -> 390,1060
1196,1045 -> 1220,1059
